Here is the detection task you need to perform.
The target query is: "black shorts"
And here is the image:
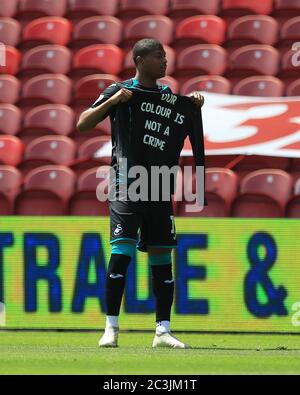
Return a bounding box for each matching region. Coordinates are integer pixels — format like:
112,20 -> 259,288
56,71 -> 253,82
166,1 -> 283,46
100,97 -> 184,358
109,200 -> 177,252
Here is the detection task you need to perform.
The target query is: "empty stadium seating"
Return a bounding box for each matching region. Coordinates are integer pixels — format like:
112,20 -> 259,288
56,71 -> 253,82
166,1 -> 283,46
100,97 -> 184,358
117,0 -> 169,21
71,136 -> 111,176
0,0 -> 299,217
173,44 -> 227,86
14,165 -> 76,215
71,16 -> 123,51
0,135 -> 24,166
18,44 -> 72,80
0,165 -> 22,214
20,17 -> 72,50
71,44 -> 124,80
68,167 -> 110,216
168,0 -> 220,23
0,75 -> 21,104
21,104 -> 74,144
174,16 -> 226,53
0,104 -> 22,135
0,46 -> 21,75
0,17 -> 21,47
0,0 -> 18,18
16,0 -> 68,23
181,76 -> 231,95
19,74 -> 72,111
66,0 -> 119,22
231,169 -> 293,217
122,16 -> 174,50
233,76 -> 284,97
227,16 -> 279,49
19,135 -> 76,175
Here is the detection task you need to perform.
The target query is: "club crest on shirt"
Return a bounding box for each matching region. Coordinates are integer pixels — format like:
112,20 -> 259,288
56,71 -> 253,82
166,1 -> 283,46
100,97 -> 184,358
114,224 -> 123,236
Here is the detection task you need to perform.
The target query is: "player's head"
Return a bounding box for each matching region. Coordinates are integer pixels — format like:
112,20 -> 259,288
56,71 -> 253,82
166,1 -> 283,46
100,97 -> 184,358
133,38 -> 167,79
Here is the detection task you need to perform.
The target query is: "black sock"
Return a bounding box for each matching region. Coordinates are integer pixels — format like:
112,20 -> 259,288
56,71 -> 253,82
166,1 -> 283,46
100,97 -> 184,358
106,254 -> 131,316
151,264 -> 174,322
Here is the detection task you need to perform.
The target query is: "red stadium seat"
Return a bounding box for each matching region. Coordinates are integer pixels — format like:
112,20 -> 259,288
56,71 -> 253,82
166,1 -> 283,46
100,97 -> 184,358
120,46 -> 176,80
173,45 -> 227,86
168,0 -> 220,23
117,0 -> 169,20
231,169 -> 293,217
176,168 -> 238,217
286,177 -> 300,218
181,76 -> 231,95
19,45 -> 72,81
0,75 -> 20,104
69,167 -> 110,216
174,16 -> 226,53
0,46 -> 21,76
158,76 -> 179,94
279,17 -> 300,49
15,165 -> 75,216
122,16 -> 174,50
71,136 -> 111,176
0,17 -> 21,46
71,16 -> 122,51
21,104 -> 75,144
73,74 -> 120,106
0,165 -> 21,214
23,165 -> 75,200
19,74 -> 72,111
233,76 -> 284,97
71,44 -> 124,80
0,165 -> 22,202
14,189 -> 65,215
227,16 -> 279,49
279,49 -> 300,84
19,136 -> 76,176
20,17 -> 72,50
228,45 -> 280,83
232,155 -> 290,180
0,104 -> 22,135
0,136 -> 24,166
66,0 -> 118,21
286,79 -> 300,96
221,0 -> 273,17
273,0 -> 300,20
0,0 -> 18,18
16,0 -> 68,21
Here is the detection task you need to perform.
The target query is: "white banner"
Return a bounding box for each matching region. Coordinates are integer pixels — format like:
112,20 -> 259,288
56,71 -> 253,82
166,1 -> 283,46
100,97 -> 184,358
182,92 -> 300,158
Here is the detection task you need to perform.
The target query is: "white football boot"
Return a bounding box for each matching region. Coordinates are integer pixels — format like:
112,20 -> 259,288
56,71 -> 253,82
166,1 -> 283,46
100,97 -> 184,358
98,327 -> 119,348
152,332 -> 191,349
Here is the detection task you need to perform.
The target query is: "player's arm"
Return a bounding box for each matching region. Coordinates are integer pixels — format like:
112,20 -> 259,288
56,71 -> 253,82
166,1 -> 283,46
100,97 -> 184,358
76,88 -> 133,132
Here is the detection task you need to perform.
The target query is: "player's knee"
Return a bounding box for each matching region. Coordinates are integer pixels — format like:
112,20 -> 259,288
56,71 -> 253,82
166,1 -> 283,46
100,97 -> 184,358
108,253 -> 131,278
111,241 -> 136,258
148,252 -> 172,266
148,247 -> 172,256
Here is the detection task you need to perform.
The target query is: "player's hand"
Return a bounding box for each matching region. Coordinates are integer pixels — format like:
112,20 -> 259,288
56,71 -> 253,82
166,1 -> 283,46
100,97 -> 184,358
189,92 -> 205,107
110,88 -> 133,105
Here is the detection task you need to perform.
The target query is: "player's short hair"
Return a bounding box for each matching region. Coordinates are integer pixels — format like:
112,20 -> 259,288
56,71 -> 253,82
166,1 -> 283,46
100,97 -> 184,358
132,38 -> 164,65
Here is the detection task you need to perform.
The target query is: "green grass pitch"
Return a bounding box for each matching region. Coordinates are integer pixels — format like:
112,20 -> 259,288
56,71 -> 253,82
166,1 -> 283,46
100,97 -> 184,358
0,331 -> 300,375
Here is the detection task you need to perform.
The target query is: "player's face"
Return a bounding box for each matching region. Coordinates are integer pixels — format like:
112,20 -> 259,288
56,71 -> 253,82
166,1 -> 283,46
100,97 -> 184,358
142,49 -> 168,79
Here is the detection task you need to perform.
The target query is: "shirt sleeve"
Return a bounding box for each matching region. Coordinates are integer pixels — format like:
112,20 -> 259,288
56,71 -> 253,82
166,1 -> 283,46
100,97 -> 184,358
188,105 -> 207,206
90,83 -> 121,118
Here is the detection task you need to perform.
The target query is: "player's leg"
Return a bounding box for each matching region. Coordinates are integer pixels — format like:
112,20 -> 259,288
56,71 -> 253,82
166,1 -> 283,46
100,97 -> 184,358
99,241 -> 135,347
99,201 -> 140,348
148,248 -> 191,349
